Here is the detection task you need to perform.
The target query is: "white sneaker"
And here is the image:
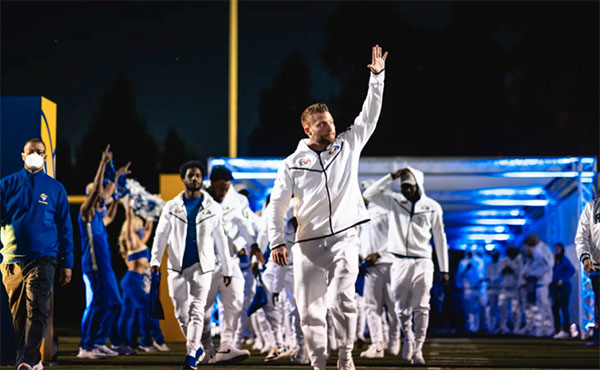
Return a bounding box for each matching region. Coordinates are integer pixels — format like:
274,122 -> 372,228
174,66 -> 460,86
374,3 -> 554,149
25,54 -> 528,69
402,339 -> 414,361
214,345 -> 251,364
553,330 -> 569,339
387,337 -> 400,356
138,345 -> 157,353
245,337 -> 255,346
32,362 -> 43,370
265,345 -> 289,362
94,344 -> 119,356
199,346 -> 215,364
411,350 -> 425,365
111,344 -> 136,355
77,347 -> 107,359
17,363 -> 33,370
336,357 -> 356,370
290,347 -> 310,364
153,341 -> 170,351
252,339 -> 263,351
360,344 -> 384,358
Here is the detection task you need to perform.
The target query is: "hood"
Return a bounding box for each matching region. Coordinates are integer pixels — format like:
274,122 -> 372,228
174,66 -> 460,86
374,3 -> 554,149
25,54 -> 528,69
405,165 -> 426,196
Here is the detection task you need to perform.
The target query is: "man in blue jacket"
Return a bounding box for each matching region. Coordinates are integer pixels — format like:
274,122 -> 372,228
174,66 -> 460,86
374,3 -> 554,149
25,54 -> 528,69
0,138 -> 74,370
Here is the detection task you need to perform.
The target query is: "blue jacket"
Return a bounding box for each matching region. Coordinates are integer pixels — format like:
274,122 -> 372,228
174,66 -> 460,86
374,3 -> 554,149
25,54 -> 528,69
0,169 -> 74,268
552,256 -> 576,284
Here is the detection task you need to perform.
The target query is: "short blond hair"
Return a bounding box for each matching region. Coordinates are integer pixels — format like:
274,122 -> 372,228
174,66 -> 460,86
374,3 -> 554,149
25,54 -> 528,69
301,103 -> 329,128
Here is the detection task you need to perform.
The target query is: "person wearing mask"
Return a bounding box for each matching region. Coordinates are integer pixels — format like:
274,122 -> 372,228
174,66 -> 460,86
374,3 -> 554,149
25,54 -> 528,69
78,145 -> 128,359
363,167 -> 449,365
267,45 -> 388,370
150,160 -> 232,369
550,242 -> 575,339
497,245 -> 523,334
1,138 -> 74,370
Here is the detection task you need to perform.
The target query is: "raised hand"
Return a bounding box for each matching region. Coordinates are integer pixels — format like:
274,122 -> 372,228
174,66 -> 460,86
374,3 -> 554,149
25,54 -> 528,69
367,44 -> 388,74
101,144 -> 113,164
116,161 -> 132,178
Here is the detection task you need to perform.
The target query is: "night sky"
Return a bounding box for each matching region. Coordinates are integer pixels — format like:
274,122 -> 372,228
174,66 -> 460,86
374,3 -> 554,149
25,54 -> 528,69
1,1 -> 598,163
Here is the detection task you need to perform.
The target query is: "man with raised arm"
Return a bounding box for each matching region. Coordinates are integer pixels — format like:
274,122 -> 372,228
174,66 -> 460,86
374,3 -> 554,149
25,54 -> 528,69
267,45 -> 388,370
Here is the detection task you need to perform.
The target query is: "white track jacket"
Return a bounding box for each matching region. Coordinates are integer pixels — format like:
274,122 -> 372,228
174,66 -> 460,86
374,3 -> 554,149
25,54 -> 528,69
268,71 -> 385,247
362,167 -> 449,273
150,190 -> 232,277
575,197 -> 600,269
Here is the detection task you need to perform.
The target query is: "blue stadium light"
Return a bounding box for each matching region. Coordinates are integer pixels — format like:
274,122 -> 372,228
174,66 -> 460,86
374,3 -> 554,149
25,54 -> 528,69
480,199 -> 548,206
478,187 -> 545,196
232,172 -> 278,180
469,210 -> 523,217
485,244 -> 496,251
467,234 -> 511,241
582,177 -> 593,183
499,171 -> 595,178
473,218 -> 527,225
581,158 -> 595,164
455,226 -> 508,233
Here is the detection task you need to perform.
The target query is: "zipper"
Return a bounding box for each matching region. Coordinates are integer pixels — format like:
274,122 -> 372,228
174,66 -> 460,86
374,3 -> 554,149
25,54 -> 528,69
404,201 -> 415,257
86,221 -> 99,272
317,152 -> 334,235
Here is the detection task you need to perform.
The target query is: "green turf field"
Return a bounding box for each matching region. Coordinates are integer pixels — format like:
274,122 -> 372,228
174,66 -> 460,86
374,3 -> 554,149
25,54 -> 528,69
1,336 -> 598,369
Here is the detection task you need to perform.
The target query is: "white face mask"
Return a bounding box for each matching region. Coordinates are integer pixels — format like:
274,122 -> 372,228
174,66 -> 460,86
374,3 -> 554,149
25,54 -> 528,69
25,152 -> 44,171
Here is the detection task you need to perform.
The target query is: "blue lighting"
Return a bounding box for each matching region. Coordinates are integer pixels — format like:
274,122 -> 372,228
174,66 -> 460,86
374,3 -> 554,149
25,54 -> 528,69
480,199 -> 548,206
473,218 -> 527,226
478,187 -> 545,196
485,244 -> 497,251
500,171 -> 595,178
467,233 -> 511,241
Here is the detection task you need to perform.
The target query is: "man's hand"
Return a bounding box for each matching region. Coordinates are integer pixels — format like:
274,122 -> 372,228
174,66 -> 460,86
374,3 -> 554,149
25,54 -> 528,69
583,258 -> 596,274
367,44 -> 388,74
223,276 -> 232,287
271,245 -> 288,266
101,144 -> 113,164
59,268 -> 72,286
440,272 -> 450,284
365,253 -> 380,267
391,170 -> 403,180
250,243 -> 265,265
151,265 -> 160,274
116,161 -> 132,178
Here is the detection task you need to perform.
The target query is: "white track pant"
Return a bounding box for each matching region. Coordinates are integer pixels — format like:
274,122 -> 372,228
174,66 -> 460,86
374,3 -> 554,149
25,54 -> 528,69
364,263 -> 399,347
167,263 -> 212,356
234,267 -> 256,345
391,258 -> 434,351
201,263 -> 245,350
263,263 -> 304,350
292,229 -> 359,370
486,289 -> 500,333
498,289 -> 520,333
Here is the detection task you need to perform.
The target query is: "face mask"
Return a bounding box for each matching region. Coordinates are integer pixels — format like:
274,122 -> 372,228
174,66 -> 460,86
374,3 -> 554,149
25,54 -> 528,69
25,153 -> 44,171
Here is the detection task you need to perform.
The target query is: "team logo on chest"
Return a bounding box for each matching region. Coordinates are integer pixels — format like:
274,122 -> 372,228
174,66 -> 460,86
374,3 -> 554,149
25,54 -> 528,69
328,144 -> 340,154
202,209 -> 212,216
40,193 -> 48,201
421,205 -> 430,211
298,156 -> 313,167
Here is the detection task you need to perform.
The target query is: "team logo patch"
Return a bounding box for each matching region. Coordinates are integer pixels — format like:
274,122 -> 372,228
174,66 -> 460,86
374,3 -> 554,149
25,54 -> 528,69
202,209 -> 212,216
421,205 -> 430,211
175,209 -> 184,214
298,157 -> 312,167
329,144 -> 340,154
40,193 -> 48,201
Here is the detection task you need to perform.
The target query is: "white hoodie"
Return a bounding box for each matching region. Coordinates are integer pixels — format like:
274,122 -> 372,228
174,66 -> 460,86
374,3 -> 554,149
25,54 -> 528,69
150,190 -> 232,277
362,167 -> 449,272
575,197 -> 600,269
267,71 -> 385,248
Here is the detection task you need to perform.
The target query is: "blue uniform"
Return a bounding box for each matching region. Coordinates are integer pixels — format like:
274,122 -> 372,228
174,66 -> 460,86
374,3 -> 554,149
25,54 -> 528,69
78,211 -> 122,350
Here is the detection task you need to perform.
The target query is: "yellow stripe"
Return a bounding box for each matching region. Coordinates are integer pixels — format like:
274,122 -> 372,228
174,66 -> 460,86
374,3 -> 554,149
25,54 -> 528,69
68,195 -> 87,204
38,200 -> 48,205
228,0 -> 238,158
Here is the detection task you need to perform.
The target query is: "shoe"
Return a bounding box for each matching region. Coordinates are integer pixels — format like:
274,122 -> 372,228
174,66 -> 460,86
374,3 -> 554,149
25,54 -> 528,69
411,350 -> 425,365
182,355 -> 197,370
553,330 -> 569,339
32,362 -> 43,370
252,339 -> 263,351
111,344 -> 136,355
265,345 -> 289,361
153,341 -> 170,352
387,337 -> 400,356
245,337 -> 255,346
360,344 -> 384,358
138,345 -> 158,353
214,345 -> 251,364
290,347 -> 310,364
336,357 -> 356,370
17,364 -> 33,370
94,344 -> 119,356
199,346 -> 215,364
77,347 -> 107,359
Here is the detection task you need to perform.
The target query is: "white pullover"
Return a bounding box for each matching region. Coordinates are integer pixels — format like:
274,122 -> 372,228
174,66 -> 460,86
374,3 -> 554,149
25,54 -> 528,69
268,71 -> 385,247
575,197 -> 600,269
362,167 -> 449,272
